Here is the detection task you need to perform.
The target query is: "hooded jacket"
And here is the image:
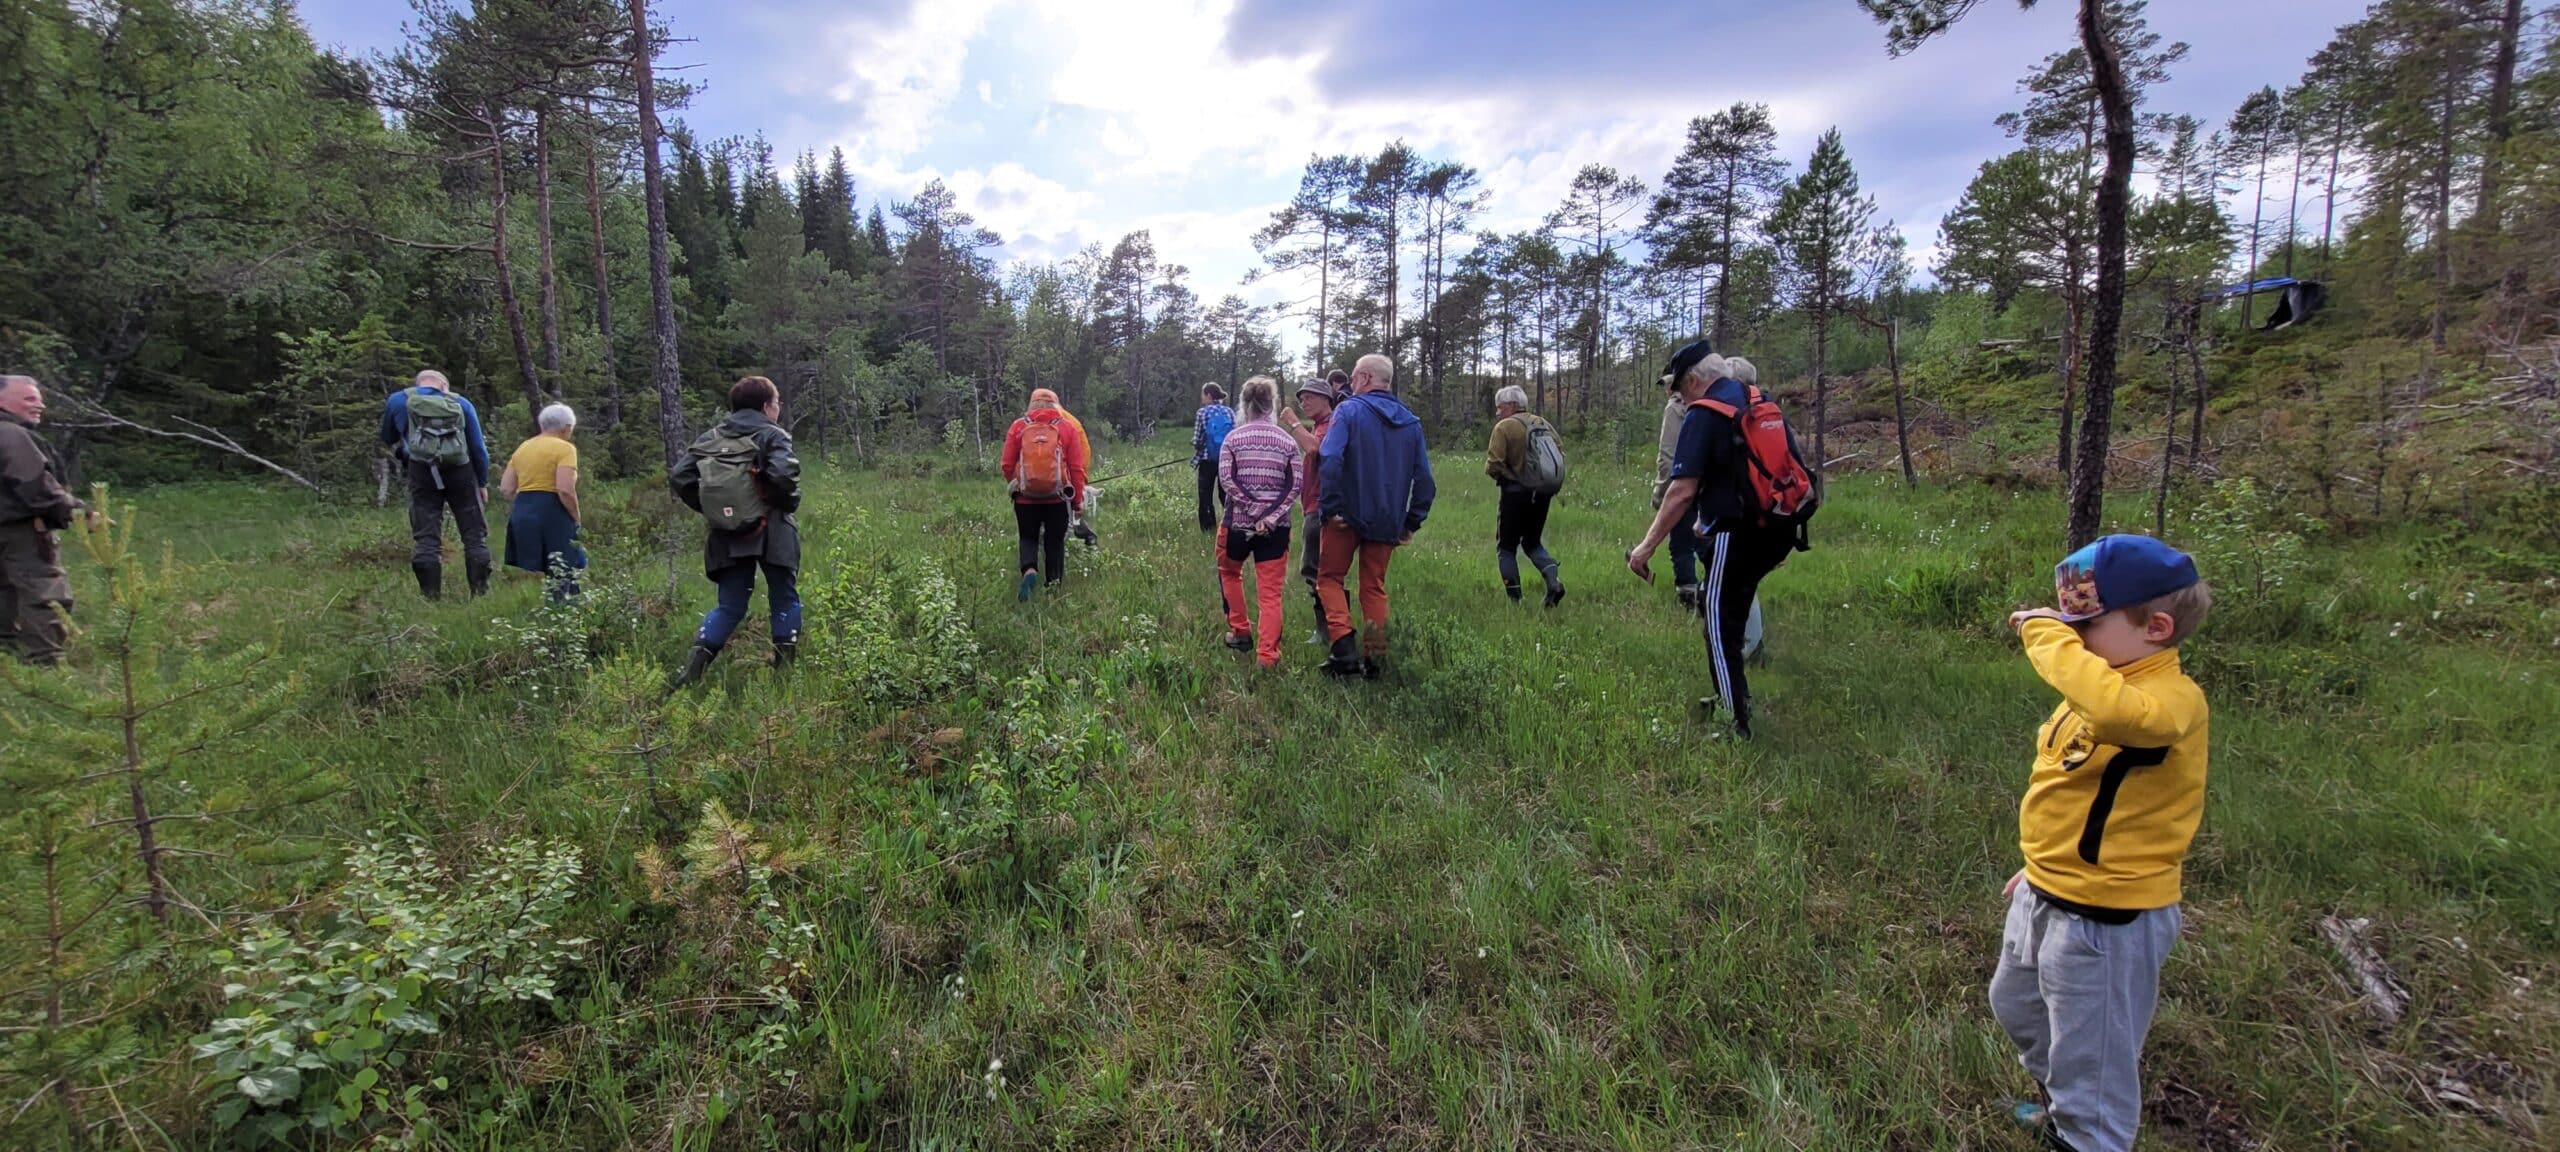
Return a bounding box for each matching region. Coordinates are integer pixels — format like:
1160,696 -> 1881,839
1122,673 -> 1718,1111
670,409 -> 801,574
0,411 -> 81,529
1317,390 -> 1435,544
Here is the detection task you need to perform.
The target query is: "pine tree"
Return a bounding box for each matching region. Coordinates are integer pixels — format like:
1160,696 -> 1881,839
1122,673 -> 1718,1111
1765,128 -> 1876,465
1646,103 -> 1791,346
1546,165 -> 1649,424
1251,155 -> 1365,372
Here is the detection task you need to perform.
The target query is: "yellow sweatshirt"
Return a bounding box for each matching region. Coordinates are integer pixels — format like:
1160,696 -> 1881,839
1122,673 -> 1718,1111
2017,618 -> 2211,913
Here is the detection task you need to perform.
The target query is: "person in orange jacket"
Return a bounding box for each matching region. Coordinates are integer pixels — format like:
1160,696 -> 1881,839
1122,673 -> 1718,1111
1000,389 -> 1090,600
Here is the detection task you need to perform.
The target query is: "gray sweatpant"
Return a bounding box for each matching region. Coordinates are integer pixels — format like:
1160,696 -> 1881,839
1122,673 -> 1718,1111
1989,885 -> 2181,1152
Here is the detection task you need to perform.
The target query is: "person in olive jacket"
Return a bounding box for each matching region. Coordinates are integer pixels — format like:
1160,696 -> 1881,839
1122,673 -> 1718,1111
0,375 -> 86,667
667,376 -> 803,689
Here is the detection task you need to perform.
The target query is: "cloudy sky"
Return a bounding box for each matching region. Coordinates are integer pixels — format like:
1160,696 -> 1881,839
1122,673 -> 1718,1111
301,0 -> 2343,341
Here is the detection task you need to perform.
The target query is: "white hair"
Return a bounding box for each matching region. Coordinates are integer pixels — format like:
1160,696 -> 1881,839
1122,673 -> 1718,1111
1493,384 -> 1528,409
1682,353 -> 1733,389
1353,353 -> 1395,391
538,403 -> 576,432
414,369 -> 450,390
0,374 -> 36,398
1723,356 -> 1759,385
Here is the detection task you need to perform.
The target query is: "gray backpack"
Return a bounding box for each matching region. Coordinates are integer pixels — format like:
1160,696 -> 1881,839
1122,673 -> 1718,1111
1512,415 -> 1568,495
691,427 -> 769,532
402,389 -> 472,468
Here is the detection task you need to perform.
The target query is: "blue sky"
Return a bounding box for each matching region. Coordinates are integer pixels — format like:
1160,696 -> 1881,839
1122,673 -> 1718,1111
300,0 -> 2344,339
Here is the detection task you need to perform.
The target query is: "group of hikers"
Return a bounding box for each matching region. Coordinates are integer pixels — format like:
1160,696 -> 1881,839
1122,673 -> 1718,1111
0,339 -> 2220,1152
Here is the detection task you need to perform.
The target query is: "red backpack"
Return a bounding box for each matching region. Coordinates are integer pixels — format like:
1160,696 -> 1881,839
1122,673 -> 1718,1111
1693,385 -> 1821,547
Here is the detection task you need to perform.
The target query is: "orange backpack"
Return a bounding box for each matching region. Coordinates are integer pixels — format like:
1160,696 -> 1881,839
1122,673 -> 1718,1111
1693,385 -> 1821,546
1014,419 -> 1070,499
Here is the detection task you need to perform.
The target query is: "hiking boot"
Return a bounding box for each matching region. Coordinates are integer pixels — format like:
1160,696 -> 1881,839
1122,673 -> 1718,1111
1016,571 -> 1041,602
465,560 -> 492,598
413,562 -> 443,601
1361,657 -> 1382,680
1544,582 -> 1566,609
771,639 -> 798,669
1073,521 -> 1099,549
1222,632 -> 1253,652
1320,634 -> 1365,677
1504,583 -> 1523,602
1675,584 -> 1698,612
667,643 -> 719,691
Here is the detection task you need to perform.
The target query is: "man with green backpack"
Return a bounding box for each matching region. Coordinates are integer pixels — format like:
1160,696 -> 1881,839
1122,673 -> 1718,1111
377,369 -> 492,599
668,375 -> 803,689
1484,385 -> 1567,607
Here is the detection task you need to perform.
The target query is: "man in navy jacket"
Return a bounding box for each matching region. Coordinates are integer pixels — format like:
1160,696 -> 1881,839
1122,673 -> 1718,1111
377,369 -> 492,599
1315,353 -> 1435,677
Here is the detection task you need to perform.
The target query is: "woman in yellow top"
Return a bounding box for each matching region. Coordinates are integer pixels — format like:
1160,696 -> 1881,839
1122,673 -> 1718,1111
498,403 -> 586,599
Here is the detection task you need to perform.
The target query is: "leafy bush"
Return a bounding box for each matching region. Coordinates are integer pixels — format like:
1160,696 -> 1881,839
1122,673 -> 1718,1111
802,552 -> 981,707
954,674 -> 1120,863
191,835 -> 586,1145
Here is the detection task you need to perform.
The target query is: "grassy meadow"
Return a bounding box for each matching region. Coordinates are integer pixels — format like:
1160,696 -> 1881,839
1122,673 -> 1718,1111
10,440 -> 2557,1150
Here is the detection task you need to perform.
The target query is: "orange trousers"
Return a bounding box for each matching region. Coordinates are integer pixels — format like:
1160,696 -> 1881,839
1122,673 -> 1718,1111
1216,526 -> 1289,667
1314,522 -> 1396,658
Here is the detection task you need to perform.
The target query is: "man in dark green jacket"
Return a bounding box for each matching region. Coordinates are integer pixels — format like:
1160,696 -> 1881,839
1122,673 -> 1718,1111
0,375 -> 86,666
667,375 -> 803,688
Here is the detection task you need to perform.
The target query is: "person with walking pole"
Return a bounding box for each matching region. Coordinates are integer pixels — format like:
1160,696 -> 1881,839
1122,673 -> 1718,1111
378,369 -> 492,600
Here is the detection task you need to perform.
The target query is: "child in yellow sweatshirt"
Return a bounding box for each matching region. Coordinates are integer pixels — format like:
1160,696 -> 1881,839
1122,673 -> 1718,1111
1995,534 -> 2213,1152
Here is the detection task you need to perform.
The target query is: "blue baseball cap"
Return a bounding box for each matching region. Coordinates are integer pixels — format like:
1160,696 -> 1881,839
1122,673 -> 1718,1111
2053,534 -> 2200,622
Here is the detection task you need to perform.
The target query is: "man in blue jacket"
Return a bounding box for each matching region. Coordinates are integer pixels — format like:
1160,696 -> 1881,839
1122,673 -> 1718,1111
1316,353 -> 1435,678
377,369 -> 492,599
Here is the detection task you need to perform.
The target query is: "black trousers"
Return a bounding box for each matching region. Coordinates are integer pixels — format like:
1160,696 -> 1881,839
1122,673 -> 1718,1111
1496,487 -> 1561,593
1014,501 -> 1071,584
1699,528 -> 1792,734
407,461 -> 490,568
1195,460 -> 1220,531
1299,517 -> 1324,626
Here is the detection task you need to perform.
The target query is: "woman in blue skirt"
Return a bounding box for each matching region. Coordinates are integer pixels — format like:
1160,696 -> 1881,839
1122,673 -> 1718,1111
499,403 -> 587,600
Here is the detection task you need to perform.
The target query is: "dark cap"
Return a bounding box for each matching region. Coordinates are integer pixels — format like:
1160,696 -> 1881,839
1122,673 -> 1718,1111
1659,339 -> 1716,390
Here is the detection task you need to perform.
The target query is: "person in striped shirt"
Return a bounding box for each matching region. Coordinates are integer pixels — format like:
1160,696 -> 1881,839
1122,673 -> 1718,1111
1214,376 -> 1302,667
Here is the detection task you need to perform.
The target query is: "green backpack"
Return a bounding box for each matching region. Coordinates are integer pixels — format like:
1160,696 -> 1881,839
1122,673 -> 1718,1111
402,389 -> 472,468
691,427 -> 769,532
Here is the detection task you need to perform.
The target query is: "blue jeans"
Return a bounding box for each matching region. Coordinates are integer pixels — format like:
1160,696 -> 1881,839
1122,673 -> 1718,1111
1669,522 -> 1702,586
696,560 -> 802,650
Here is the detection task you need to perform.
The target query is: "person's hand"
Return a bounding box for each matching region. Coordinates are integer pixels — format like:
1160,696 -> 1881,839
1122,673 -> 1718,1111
1398,532 -> 1413,545
478,487 -> 490,506
1327,515 -> 1347,529
2008,607 -> 2067,632
1627,545 -> 1655,583
2003,869 -> 2026,899
1281,410 -> 1301,429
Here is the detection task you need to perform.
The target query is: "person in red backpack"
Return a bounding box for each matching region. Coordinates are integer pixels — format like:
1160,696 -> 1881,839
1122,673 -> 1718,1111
1626,342 -> 1805,738
1002,388 -> 1089,600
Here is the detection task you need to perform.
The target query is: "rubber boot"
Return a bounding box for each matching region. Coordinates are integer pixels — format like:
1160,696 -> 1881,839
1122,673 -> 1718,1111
466,560 -> 492,598
413,562 -> 443,601
1505,583 -> 1523,602
1321,633 -> 1364,677
771,639 -> 798,670
667,643 -> 719,691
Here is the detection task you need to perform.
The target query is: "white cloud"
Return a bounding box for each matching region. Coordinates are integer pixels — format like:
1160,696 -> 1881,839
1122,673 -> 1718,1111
821,0 -> 1002,161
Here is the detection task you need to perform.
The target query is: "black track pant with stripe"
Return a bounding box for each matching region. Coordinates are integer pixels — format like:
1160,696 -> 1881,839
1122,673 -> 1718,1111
1698,526 -> 1792,735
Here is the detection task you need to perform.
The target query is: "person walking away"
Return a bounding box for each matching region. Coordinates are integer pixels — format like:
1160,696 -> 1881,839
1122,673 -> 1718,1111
1316,354 -> 1434,678
1651,362 -> 1704,611
1280,374 -> 1339,644
1214,376 -> 1301,668
1058,402 -> 1101,548
0,375 -> 85,667
499,403 -> 587,602
1724,356 -> 1769,659
1001,389 -> 1089,600
1484,385 -> 1567,607
1625,343 -> 1814,738
668,377 -> 803,688
379,369 -> 492,599
1994,536 -> 2214,1152
1192,383 -> 1233,533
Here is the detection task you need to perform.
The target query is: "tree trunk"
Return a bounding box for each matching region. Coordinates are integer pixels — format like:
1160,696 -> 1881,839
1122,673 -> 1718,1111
2476,0 -> 2523,236
488,112 -> 548,423
533,104 -> 564,390
2320,102 -> 2345,276
2430,61 -> 2455,351
1811,308 -> 1829,467
2282,136 -> 2305,278
1888,315 -> 1914,487
1316,219 -> 1332,371
2058,283 -> 2081,476
2154,312 -> 2181,536
120,660 -> 168,923
2065,0 -> 2138,551
2241,145 -> 2267,329
631,0 -> 688,469
2185,303 -> 2207,465
584,120 -> 621,431
1713,165 -> 1736,347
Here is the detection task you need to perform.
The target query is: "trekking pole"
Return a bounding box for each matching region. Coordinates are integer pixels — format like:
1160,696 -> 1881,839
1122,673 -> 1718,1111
1091,457 -> 1191,485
